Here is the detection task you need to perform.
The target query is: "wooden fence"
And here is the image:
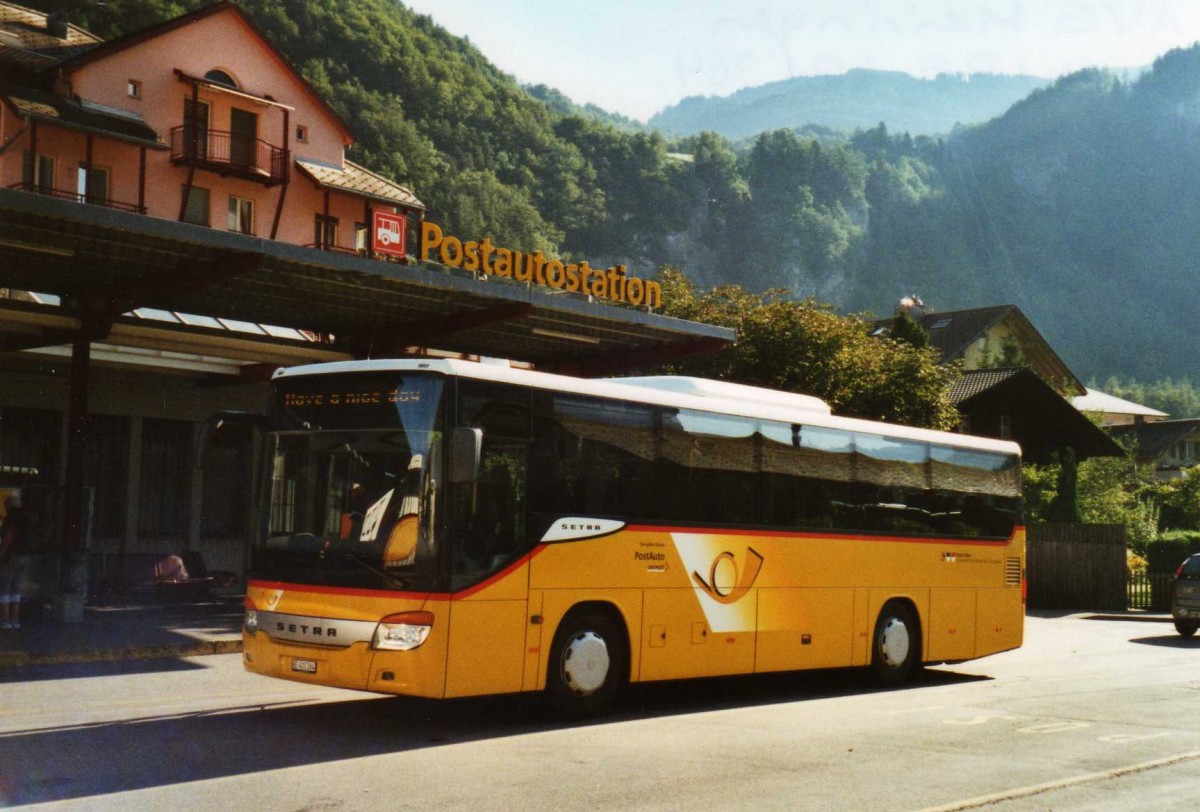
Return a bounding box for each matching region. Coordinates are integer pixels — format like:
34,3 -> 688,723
1026,524 -> 1128,611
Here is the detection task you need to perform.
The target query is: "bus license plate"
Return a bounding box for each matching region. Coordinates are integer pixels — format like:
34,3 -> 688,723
292,658 -> 318,674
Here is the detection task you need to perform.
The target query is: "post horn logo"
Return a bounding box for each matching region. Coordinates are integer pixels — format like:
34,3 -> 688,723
692,547 -> 764,604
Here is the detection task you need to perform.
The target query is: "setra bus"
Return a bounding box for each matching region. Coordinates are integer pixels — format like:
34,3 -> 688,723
240,358 -> 1025,714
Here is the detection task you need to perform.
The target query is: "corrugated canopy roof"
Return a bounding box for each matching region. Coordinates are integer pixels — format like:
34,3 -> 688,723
295,158 -> 425,211
0,79 -> 164,148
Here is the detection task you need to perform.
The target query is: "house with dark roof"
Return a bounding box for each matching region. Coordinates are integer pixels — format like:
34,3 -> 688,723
878,300 -> 1085,397
1110,419 -> 1200,481
950,368 -> 1121,464
875,300 -> 1119,463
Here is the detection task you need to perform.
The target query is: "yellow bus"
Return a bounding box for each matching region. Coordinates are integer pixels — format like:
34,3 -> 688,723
241,358 -> 1024,715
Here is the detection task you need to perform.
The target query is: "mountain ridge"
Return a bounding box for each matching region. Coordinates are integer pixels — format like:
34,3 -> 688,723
650,68 -> 1051,138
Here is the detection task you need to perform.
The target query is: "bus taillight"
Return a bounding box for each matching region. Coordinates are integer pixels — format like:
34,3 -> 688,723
373,610 -> 434,651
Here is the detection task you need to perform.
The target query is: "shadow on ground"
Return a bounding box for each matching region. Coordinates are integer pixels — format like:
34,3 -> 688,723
0,665 -> 987,805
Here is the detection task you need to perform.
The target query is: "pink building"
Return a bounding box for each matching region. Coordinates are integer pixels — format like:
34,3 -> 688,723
0,0 -> 424,251
0,2 -> 731,613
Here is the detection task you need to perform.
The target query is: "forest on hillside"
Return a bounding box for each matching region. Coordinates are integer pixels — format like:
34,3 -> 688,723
26,0 -> 1200,387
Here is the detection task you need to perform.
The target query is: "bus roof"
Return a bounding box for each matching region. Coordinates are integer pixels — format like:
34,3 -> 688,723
273,358 -> 1022,458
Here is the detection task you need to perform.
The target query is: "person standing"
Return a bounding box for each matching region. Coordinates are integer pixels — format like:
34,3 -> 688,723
0,490 -> 29,629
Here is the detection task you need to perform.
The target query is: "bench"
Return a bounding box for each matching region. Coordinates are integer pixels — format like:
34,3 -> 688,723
91,552 -> 238,605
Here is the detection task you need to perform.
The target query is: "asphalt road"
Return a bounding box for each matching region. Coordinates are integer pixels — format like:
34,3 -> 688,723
1,612 -> 1198,811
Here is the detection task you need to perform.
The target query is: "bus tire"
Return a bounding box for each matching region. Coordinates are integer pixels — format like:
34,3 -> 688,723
547,607 -> 627,718
870,600 -> 922,686
1174,618 -> 1199,637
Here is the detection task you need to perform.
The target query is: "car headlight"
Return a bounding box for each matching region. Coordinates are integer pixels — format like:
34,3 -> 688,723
373,611 -> 434,651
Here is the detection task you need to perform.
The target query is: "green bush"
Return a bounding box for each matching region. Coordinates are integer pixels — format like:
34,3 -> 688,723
1145,531 -> 1200,573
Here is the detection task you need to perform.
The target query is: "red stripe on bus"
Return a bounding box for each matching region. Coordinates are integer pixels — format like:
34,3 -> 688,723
247,545 -> 549,602
451,545 -> 547,600
247,580 -> 437,601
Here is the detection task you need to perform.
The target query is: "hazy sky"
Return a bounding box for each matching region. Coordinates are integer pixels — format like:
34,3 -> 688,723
401,0 -> 1200,121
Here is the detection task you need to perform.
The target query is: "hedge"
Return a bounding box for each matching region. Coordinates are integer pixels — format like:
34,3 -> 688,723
1146,531 -> 1200,573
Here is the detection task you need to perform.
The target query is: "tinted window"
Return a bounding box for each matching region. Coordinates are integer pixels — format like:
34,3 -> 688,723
534,395 -> 655,522
658,409 -> 758,526
1180,555 -> 1200,579
450,381 -> 533,588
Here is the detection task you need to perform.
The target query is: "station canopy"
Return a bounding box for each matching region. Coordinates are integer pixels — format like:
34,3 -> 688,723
0,189 -> 733,376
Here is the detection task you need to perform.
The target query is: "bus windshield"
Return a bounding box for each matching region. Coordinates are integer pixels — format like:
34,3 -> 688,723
251,373 -> 444,591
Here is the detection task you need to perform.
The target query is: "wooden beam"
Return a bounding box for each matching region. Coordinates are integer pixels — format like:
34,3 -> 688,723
348,302 -> 532,358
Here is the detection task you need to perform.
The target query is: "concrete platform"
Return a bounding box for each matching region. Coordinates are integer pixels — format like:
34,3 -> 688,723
0,595 -> 244,668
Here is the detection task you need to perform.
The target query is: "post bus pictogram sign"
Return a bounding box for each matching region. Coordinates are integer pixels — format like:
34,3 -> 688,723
372,211 -> 407,257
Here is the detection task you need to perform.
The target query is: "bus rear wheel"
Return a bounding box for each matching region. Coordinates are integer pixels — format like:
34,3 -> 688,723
547,608 -> 627,718
870,601 -> 922,686
1174,618 -> 1199,637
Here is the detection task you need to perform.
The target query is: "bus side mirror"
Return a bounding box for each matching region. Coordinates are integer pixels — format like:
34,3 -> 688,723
195,411 -> 269,470
449,427 -> 482,484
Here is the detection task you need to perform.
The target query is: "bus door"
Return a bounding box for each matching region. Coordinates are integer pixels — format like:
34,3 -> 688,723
442,380 -> 533,698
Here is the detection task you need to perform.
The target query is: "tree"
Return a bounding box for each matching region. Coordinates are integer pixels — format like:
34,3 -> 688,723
651,268 -> 960,429
889,311 -> 929,349
1046,449 -> 1083,523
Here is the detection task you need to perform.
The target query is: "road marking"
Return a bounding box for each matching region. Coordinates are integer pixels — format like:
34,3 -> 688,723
1097,731 -> 1172,744
1017,721 -> 1090,734
879,706 -> 944,716
916,750 -> 1200,812
943,714 -> 1018,726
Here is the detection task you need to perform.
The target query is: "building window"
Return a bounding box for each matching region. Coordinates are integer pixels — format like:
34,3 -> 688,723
23,153 -> 55,193
77,165 -> 109,205
84,415 -> 129,540
958,415 -> 972,435
182,98 -> 210,161
354,221 -> 367,252
314,214 -> 339,248
295,125 -> 308,143
227,195 -> 254,235
181,185 -> 210,226
0,408 -> 59,486
127,79 -> 141,98
998,414 -> 1012,439
201,424 -> 252,539
138,419 -> 192,538
204,68 -> 237,88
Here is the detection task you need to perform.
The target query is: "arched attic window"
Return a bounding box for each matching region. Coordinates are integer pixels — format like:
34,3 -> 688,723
204,69 -> 238,88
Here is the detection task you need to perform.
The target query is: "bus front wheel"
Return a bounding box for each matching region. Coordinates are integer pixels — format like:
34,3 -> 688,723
870,601 -> 922,686
1174,618 -> 1199,637
547,608 -> 627,717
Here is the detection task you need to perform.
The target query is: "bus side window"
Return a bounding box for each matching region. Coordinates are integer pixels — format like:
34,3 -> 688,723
452,381 -> 532,582
543,394 -> 655,522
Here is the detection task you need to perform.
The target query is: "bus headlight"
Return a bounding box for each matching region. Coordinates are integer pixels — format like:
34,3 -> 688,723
373,611 -> 434,651
244,597 -> 259,633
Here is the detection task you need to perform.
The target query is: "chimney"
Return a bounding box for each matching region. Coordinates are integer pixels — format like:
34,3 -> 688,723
46,12 -> 70,40
896,294 -> 931,320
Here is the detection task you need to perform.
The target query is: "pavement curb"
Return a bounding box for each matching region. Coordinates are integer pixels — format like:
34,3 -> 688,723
0,638 -> 243,669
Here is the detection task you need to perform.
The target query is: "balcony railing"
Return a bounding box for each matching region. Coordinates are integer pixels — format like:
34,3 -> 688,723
170,126 -> 288,185
7,182 -> 146,214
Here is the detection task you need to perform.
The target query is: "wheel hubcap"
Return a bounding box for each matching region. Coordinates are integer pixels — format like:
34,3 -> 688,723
879,617 -> 910,668
561,630 -> 610,696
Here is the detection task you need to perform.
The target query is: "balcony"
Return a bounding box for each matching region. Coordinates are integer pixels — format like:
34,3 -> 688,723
7,182 -> 146,215
170,127 -> 288,186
